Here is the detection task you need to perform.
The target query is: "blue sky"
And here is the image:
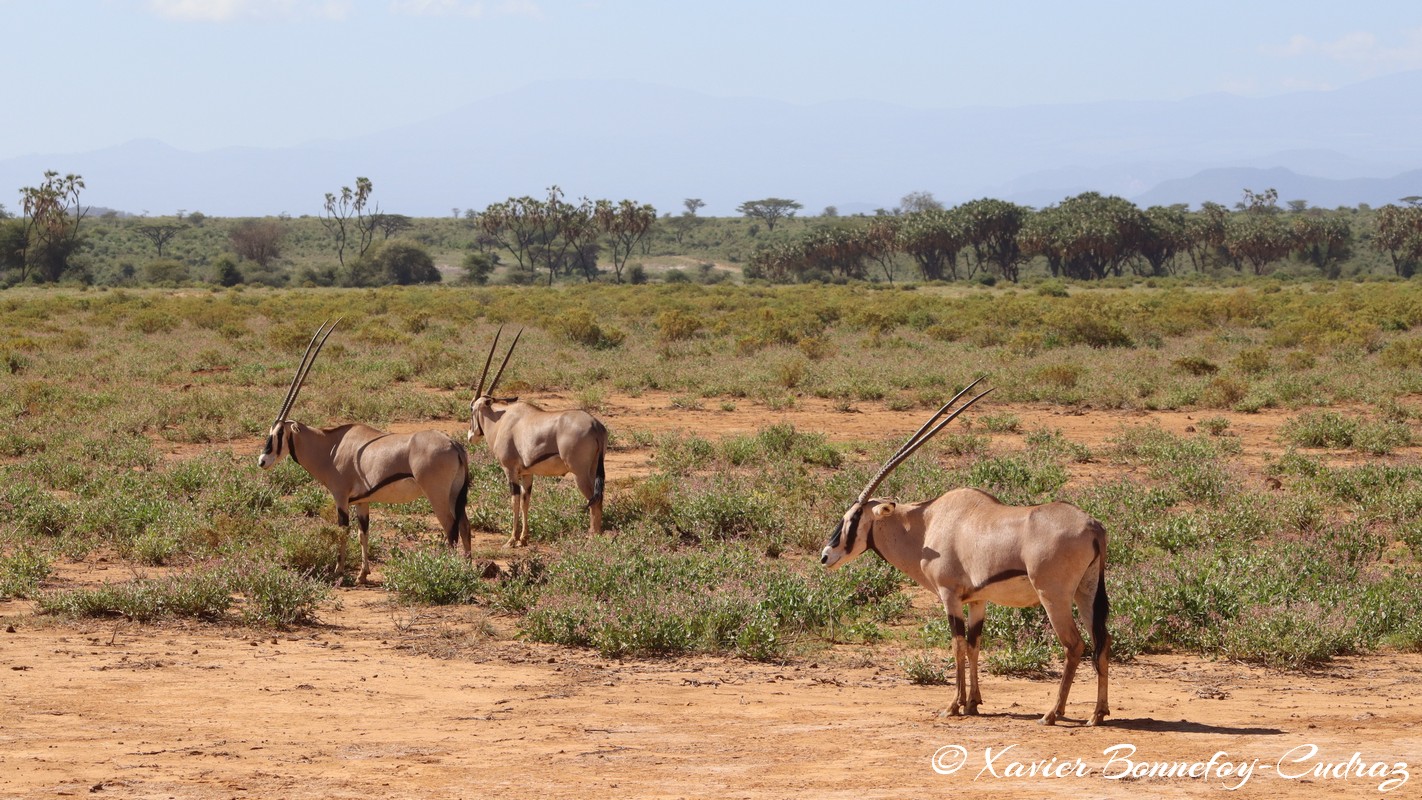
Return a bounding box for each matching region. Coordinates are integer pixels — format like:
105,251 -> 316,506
2,0 -> 1421,160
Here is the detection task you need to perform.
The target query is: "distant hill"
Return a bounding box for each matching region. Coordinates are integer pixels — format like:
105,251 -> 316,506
3,71 -> 1421,217
1132,167 -> 1422,210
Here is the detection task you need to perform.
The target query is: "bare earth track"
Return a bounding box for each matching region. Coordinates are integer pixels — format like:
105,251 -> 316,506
5,396 -> 1422,799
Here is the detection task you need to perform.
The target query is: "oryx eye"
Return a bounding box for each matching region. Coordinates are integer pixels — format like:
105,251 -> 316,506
263,436 -> 273,454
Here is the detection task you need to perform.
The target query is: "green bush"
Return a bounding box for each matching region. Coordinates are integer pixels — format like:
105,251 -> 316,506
1282,411 -> 1412,454
385,548 -> 485,605
0,547 -> 52,599
37,569 -> 234,621
520,537 -> 906,659
551,309 -> 625,349
900,652 -> 954,685
1219,602 -> 1355,669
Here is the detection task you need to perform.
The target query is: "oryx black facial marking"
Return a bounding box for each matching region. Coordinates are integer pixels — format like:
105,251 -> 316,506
841,505 -> 864,552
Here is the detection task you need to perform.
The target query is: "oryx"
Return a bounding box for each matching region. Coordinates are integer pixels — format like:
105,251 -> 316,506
258,320 -> 472,584
821,380 -> 1110,726
468,326 -> 607,547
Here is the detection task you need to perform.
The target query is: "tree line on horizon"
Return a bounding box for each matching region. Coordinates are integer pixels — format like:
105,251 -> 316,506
4,171 -> 1422,288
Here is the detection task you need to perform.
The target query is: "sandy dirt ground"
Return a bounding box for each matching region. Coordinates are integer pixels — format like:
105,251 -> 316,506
6,396 -> 1422,799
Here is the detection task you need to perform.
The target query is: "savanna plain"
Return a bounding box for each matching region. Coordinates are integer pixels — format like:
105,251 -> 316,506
2,281 -> 1421,798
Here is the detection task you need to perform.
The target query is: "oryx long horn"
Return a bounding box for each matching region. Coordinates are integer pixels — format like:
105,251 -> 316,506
855,377 -> 983,502
276,319 -> 340,424
474,324 -> 505,398
485,327 -> 523,398
856,383 -> 993,503
882,377 -> 985,472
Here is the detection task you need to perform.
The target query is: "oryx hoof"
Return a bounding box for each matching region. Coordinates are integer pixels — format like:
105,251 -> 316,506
948,702 -> 964,717
1038,713 -> 1058,726
965,704 -> 980,716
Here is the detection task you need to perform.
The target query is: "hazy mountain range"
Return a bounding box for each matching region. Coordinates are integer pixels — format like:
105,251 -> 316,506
4,71 -> 1421,218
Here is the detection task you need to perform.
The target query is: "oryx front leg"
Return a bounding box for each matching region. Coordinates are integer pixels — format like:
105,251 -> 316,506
1076,580 -> 1111,726
517,477 -> 533,546
965,602 -> 987,714
573,469 -> 603,537
354,503 -> 372,585
335,505 -> 351,586
943,602 -> 973,717
504,476 -> 522,549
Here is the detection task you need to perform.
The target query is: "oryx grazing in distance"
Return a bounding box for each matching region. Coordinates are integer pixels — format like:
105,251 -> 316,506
258,319 -> 472,584
468,326 -> 607,548
821,379 -> 1111,726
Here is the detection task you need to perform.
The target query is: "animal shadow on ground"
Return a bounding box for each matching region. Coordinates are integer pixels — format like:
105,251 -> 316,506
1108,718 -> 1285,735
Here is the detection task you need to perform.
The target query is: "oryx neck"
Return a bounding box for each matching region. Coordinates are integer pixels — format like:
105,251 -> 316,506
866,504 -> 932,589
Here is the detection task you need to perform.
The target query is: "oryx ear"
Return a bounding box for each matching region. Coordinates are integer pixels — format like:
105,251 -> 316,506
871,501 -> 896,519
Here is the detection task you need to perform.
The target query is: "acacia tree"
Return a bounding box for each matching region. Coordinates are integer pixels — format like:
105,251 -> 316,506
595,199 -> 656,283
373,213 -> 413,240
737,197 -> 802,231
320,177 -> 378,267
478,196 -> 543,276
898,190 -> 943,214
136,221 -> 185,258
229,218 -> 285,268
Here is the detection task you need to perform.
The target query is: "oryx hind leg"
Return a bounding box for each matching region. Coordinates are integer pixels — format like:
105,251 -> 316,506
572,465 -> 603,536
427,479 -> 470,558
1075,574 -> 1110,726
1038,595 -> 1085,726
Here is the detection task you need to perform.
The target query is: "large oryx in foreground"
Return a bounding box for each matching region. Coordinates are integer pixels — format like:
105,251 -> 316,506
258,320 -> 472,584
821,380 -> 1110,726
468,327 -> 607,547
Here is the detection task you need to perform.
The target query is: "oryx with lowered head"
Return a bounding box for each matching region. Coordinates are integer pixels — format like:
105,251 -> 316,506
468,326 -> 607,547
821,380 -> 1110,726
258,320 -> 472,584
